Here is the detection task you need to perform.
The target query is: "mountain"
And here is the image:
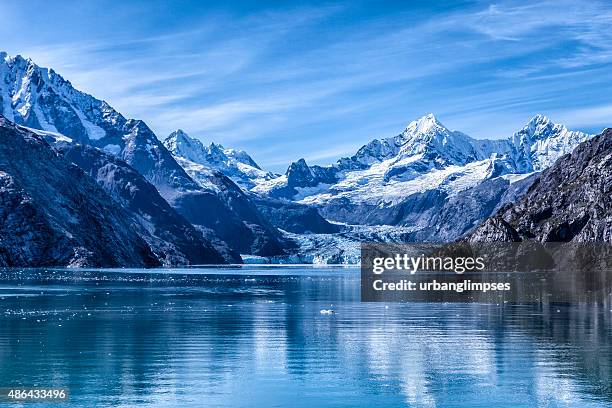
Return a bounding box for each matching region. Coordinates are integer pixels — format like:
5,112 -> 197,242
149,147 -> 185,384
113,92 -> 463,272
507,114 -> 594,173
251,114 -> 593,242
164,129 -> 339,236
470,128 -> 612,242
164,111 -> 594,255
251,196 -> 340,234
0,52 -> 286,257
1,51 -> 601,265
337,113 -> 504,172
54,141 -> 237,264
252,158 -> 338,200
0,116 -> 161,267
164,129 -> 276,190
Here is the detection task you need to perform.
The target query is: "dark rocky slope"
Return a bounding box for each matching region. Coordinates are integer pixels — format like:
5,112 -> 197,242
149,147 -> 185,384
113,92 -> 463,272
169,169 -> 288,256
408,174 -> 536,241
253,196 -> 340,234
470,129 -> 612,242
0,117 -> 159,267
56,143 -> 236,264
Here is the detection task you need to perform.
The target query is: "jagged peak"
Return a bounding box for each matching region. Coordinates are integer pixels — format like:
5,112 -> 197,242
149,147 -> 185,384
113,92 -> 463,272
166,129 -> 190,141
166,130 -> 226,153
1,53 -> 34,69
403,113 -> 446,135
125,119 -> 154,135
515,114 -> 566,142
0,53 -> 79,91
208,142 -> 226,151
524,114 -> 552,128
286,158 -> 311,175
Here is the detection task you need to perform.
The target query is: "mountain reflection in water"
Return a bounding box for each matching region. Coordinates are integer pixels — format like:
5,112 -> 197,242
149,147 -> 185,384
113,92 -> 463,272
0,267 -> 610,407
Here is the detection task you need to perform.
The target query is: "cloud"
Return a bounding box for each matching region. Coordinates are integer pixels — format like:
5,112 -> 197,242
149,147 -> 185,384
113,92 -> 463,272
457,1 -> 612,69
4,0 -> 612,169
554,104 -> 612,129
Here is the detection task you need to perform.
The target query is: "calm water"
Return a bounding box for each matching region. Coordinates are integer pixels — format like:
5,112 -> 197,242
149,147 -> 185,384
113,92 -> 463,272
0,267 -> 610,408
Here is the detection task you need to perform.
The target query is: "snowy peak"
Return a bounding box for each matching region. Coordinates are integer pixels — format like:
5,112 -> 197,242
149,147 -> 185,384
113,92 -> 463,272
0,53 -> 202,195
396,114 -> 485,166
259,112 -> 594,206
0,52 -> 126,143
286,158 -> 312,176
165,129 -> 260,169
163,129 -> 272,189
165,129 -> 222,164
224,147 -> 261,170
337,113 -> 489,171
164,129 -> 208,163
168,128 -> 190,142
341,113 -> 593,176
514,114 -> 557,143
402,113 -> 446,139
509,115 -> 592,172
528,113 -> 550,126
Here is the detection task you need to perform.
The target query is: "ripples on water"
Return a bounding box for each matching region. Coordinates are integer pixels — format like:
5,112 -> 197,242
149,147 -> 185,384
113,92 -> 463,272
0,267 -> 610,407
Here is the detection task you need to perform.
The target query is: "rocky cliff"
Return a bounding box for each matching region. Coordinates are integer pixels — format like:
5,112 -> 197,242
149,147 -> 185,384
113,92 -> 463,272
470,129 -> 612,242
0,117 -> 160,267
56,142 -> 236,264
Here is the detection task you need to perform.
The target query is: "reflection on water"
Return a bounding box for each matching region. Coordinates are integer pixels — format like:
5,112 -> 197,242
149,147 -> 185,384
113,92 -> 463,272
0,267 -> 610,407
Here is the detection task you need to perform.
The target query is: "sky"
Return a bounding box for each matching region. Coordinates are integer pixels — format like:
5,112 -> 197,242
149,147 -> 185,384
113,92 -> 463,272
2,0 -> 612,171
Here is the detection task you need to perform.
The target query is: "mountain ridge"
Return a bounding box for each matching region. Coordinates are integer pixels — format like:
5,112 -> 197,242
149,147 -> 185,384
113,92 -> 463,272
1,51 -> 605,265
0,52 -> 287,258
469,128 -> 612,242
164,129 -> 276,190
0,116 -> 161,267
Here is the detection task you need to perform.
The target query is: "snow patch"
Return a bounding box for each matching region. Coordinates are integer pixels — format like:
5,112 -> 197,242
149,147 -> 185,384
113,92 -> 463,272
103,144 -> 121,155
74,109 -> 106,140
22,126 -> 73,143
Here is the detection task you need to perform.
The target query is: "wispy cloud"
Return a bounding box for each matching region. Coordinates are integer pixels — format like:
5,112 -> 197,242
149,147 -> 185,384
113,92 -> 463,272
555,104 -> 612,130
2,0 -> 612,171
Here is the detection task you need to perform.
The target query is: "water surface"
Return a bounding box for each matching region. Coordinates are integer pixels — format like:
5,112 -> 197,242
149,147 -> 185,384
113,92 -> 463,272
0,267 -> 610,407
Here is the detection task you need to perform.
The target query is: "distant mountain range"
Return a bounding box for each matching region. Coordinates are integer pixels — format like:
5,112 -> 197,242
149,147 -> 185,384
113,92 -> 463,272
164,112 -> 594,248
0,52 -> 608,266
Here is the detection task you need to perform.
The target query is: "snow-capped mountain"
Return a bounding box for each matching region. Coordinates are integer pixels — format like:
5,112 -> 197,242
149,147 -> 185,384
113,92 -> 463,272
247,114 -> 593,244
0,52 -> 195,193
255,114 -> 591,202
0,52 -> 288,258
507,114 -> 593,172
0,52 -> 121,144
0,51 -> 600,265
164,129 -> 276,189
160,110 -> 594,260
337,114 -> 505,171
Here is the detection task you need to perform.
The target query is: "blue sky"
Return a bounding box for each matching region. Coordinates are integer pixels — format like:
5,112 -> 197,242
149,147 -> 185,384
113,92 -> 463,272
2,0 -> 612,171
